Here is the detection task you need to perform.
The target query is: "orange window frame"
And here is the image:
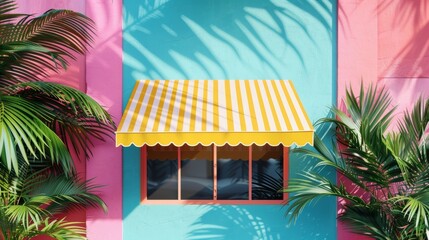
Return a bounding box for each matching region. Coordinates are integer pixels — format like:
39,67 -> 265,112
140,145 -> 289,205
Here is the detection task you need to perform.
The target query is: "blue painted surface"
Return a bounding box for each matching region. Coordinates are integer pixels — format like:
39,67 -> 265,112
123,0 -> 337,239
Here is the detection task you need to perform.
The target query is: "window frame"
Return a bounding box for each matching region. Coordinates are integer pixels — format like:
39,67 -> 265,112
141,145 -> 288,204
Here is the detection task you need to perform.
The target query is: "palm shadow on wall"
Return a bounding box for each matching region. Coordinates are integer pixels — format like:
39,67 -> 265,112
185,129 -> 336,240
377,1 -> 429,79
122,0 -> 337,238
186,205 -> 282,240
122,0 -> 333,81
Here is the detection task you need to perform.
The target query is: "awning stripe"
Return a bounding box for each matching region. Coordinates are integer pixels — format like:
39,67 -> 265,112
268,80 -> 288,131
225,80 -> 234,131
234,81 -> 247,131
239,80 -> 253,131
189,80 -> 198,132
164,80 -> 179,131
116,80 -> 314,147
151,80 -> 169,132
143,80 -> 160,132
290,81 -> 312,130
284,80 -> 305,130
277,80 -> 298,130
213,80 -> 219,131
246,81 -> 261,131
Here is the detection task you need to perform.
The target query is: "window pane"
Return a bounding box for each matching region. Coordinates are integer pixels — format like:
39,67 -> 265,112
217,144 -> 249,200
147,145 -> 178,200
252,145 -> 283,200
181,145 -> 213,200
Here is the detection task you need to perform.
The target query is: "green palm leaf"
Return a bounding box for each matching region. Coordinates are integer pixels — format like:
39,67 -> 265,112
0,8 -> 94,86
29,174 -> 107,214
8,81 -> 115,159
285,84 -> 429,239
339,204 -> 395,240
0,1 -> 111,238
0,0 -> 24,24
284,171 -> 366,222
0,95 -> 73,175
23,218 -> 87,240
4,195 -> 51,229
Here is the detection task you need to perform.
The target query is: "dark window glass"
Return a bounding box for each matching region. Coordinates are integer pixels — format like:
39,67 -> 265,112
181,145 -> 213,200
217,144 -> 249,200
147,145 -> 178,200
252,145 -> 283,200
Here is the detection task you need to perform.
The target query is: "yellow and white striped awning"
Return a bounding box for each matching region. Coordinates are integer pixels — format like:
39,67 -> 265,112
116,80 -> 313,147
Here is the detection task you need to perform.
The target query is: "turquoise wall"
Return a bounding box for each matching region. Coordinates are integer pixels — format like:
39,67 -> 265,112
122,0 -> 337,239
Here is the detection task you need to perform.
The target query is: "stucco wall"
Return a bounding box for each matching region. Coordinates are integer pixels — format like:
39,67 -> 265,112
15,0 -> 89,232
85,1 -> 123,239
377,0 -> 429,117
338,0 -> 429,239
15,0 -> 429,239
15,1 -> 123,239
122,1 -> 337,239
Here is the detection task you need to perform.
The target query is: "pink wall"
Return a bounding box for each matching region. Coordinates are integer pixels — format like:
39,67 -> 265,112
16,0 -> 87,91
337,1 -> 378,239
377,0 -> 429,118
338,0 -> 429,239
15,0 -> 88,230
85,0 -> 123,239
13,0 -> 429,239
15,1 -> 123,239
338,0 -> 429,117
338,0 -> 378,97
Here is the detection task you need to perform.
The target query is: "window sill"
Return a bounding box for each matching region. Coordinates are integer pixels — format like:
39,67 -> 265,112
140,198 -> 287,205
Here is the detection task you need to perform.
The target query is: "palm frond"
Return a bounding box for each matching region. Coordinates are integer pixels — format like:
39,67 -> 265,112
293,135 -> 369,191
284,172 -> 365,223
0,0 -> 24,25
29,174 -> 107,214
0,2 -> 109,238
0,95 -> 74,175
8,81 -> 115,159
4,195 -> 51,229
285,83 -> 429,239
9,81 -> 113,124
339,204 -> 395,240
0,9 -> 94,86
397,97 -> 429,147
252,171 -> 283,200
22,218 -> 86,240
392,191 -> 429,234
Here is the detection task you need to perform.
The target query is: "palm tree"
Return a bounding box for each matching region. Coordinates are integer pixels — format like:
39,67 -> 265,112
0,163 -> 106,239
284,84 -> 429,240
0,0 -> 115,238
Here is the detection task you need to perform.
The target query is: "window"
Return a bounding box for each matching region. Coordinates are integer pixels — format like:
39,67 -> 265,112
181,145 -> 213,200
217,145 -> 249,200
141,144 -> 288,204
146,145 -> 178,200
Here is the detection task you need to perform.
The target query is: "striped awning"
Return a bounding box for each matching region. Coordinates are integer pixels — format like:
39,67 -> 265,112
116,80 -> 313,147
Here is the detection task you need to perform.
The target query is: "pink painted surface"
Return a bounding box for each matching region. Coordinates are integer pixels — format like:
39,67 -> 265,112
337,2 -> 377,238
378,0 -> 429,78
15,1 -> 88,235
377,0 -> 429,119
338,0 -> 429,239
15,0 -> 87,91
337,0 -> 378,98
85,0 -> 123,239
15,1 -> 123,239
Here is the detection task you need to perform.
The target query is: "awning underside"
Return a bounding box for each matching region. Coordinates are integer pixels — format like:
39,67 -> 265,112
116,80 -> 314,147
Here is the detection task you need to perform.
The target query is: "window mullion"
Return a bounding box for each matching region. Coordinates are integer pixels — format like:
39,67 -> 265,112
248,145 -> 252,200
178,147 -> 182,201
141,145 -> 148,202
283,146 -> 288,201
213,145 -> 217,200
